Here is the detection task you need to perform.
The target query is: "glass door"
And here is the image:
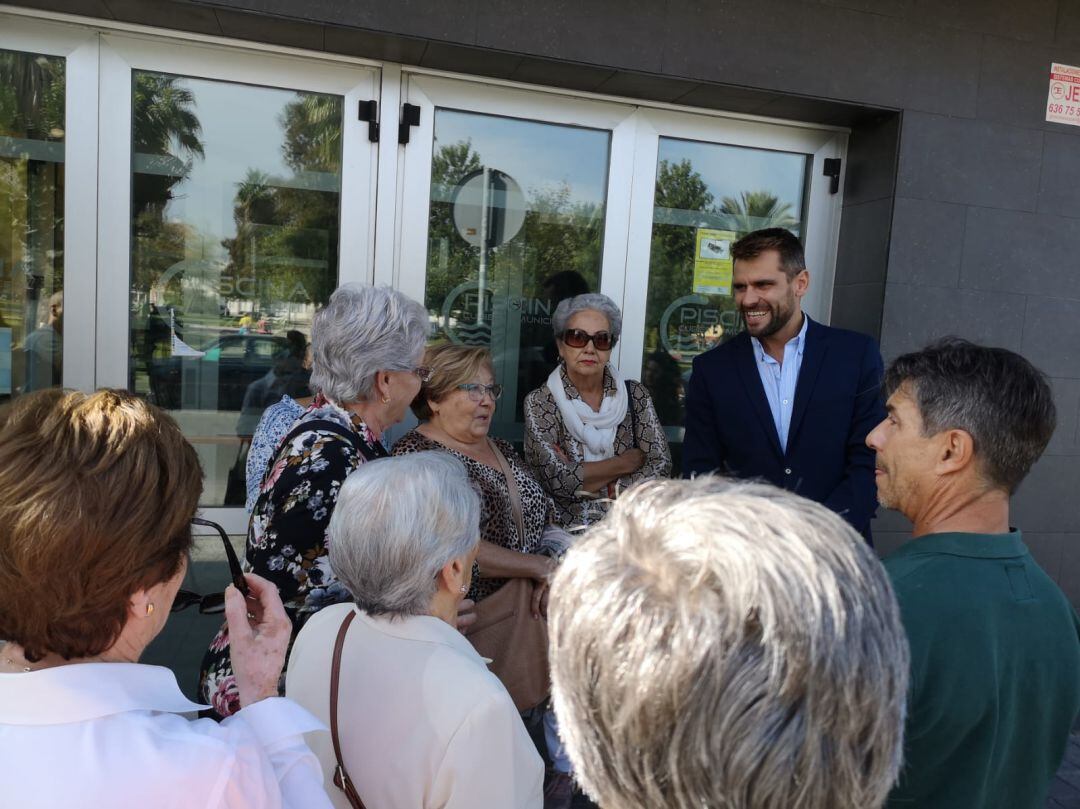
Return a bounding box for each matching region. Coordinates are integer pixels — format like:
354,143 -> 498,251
96,34 -> 379,530
622,108 -> 846,472
394,74 -> 639,444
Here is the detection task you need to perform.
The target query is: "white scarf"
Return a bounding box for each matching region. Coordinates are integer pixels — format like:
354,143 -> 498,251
546,363 -> 628,461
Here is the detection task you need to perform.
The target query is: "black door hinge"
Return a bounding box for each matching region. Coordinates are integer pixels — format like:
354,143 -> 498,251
823,158 -> 842,194
399,103 -> 421,145
358,100 -> 379,142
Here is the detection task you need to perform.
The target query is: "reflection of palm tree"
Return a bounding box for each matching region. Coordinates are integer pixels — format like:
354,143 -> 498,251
281,94 -> 341,173
719,190 -> 797,236
0,51 -> 65,140
132,73 -> 204,159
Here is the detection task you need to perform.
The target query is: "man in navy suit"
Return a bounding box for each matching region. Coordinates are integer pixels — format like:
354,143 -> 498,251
682,228 -> 885,542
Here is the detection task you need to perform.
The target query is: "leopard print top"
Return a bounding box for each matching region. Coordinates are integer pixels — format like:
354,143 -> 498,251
523,364 -> 672,529
391,430 -> 556,602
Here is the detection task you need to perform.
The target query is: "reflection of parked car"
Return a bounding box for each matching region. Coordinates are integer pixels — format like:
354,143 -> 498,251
150,334 -> 290,411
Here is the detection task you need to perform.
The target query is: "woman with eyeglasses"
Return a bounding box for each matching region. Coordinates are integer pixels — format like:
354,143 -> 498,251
524,293 -> 672,532
393,343 -> 565,609
0,389 -> 332,808
200,283 -> 432,719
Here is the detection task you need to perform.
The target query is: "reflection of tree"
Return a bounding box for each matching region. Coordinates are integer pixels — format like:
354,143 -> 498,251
0,51 -> 65,140
219,93 -> 342,315
719,190 -> 797,234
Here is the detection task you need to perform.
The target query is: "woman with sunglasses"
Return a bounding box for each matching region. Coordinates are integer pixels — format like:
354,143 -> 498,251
0,389 -> 332,808
200,284 -> 431,718
524,292 -> 672,531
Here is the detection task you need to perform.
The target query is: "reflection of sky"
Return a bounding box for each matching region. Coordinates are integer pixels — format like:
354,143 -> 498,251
434,109 -> 610,208
144,75 -> 339,260
657,136 -> 808,215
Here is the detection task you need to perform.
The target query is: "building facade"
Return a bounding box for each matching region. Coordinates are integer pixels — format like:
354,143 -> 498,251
2,0 -> 1078,605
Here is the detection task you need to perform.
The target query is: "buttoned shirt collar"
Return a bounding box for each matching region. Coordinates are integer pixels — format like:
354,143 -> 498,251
749,310 -> 808,366
0,661 -> 207,726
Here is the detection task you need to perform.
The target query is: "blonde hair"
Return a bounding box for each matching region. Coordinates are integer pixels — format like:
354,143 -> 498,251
548,476 -> 909,809
411,343 -> 494,421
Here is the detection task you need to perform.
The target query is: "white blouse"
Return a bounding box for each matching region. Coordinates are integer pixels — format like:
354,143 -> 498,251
0,661 -> 333,809
286,604 -> 544,809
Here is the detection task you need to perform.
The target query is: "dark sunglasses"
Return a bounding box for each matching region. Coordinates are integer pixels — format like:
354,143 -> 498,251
172,517 -> 249,614
561,328 -> 616,351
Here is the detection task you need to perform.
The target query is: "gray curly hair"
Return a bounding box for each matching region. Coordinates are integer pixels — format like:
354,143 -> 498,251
309,284 -> 429,404
551,293 -> 622,340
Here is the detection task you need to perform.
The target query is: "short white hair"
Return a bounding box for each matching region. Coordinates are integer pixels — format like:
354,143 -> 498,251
328,452 -> 479,617
552,292 -> 622,339
549,476 -> 909,809
309,283 -> 429,404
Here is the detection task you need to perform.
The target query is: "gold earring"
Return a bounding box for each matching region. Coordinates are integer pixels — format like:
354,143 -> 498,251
382,396 -> 391,404
146,603 -> 155,616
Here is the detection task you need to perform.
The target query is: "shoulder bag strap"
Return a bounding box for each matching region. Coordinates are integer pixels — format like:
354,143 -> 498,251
488,438 -> 527,545
330,609 -> 367,809
625,379 -> 639,449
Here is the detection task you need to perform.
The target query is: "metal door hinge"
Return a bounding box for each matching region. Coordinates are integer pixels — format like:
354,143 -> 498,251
823,158 -> 842,194
358,100 -> 379,142
399,103 -> 421,145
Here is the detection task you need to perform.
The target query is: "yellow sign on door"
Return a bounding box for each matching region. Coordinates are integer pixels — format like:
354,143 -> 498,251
692,229 -> 736,296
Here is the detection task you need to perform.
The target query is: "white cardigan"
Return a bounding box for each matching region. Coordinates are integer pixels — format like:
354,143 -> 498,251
0,661 -> 331,808
286,604 -> 543,809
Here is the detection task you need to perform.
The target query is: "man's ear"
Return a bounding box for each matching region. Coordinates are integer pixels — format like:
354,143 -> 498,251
938,428 -> 976,475
793,269 -> 810,298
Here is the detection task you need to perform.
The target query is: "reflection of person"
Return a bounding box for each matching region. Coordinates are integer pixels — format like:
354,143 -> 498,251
683,228 -> 885,542
548,476 -> 909,809
238,311 -> 254,334
286,452 -> 543,809
867,339 -> 1080,808
641,349 -> 683,426
0,389 -> 332,809
524,293 -> 671,530
200,285 -> 429,718
22,290 -> 62,392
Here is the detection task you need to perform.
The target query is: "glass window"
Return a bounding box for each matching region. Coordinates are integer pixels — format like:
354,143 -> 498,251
424,109 -> 610,440
0,48 -> 65,401
640,137 -> 810,470
128,70 -> 342,506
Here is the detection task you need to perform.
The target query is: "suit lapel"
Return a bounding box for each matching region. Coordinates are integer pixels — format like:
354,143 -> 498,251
789,316 -> 828,450
733,333 -> 784,459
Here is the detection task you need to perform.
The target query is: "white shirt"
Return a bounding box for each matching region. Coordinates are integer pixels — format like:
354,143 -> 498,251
286,604 -> 544,809
0,661 -> 333,809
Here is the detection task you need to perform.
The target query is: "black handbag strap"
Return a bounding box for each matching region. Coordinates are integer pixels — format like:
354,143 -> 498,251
625,380 -> 639,448
330,609 -> 367,809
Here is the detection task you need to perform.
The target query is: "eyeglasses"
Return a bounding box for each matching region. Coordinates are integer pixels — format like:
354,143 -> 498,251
560,328 -> 616,351
457,383 -> 503,402
172,517 -> 249,614
413,366 -> 433,383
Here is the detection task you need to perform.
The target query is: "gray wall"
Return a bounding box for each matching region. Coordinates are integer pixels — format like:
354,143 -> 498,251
10,0 -> 1080,599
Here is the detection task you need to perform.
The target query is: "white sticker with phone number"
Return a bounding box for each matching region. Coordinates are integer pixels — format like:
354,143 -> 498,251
1047,63 -> 1080,126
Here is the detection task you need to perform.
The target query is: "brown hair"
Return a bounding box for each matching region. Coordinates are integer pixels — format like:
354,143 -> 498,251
0,389 -> 203,662
730,227 -> 806,279
411,343 -> 494,421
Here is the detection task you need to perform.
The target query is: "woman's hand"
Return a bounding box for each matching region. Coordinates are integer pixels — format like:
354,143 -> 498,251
529,554 -> 557,620
456,598 -> 477,632
225,573 -> 292,708
619,447 -> 646,476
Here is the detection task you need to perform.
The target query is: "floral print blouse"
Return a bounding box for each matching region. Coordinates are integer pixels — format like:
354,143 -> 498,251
391,430 -> 557,602
523,364 -> 671,529
198,399 -> 386,718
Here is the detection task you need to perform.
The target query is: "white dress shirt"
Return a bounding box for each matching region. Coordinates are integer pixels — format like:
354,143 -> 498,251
286,604 -> 544,809
0,661 -> 333,809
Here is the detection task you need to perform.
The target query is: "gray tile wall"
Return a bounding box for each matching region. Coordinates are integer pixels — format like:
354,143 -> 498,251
8,0 -> 1080,599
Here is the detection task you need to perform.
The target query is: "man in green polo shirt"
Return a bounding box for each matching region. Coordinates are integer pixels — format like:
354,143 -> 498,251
867,338 -> 1080,808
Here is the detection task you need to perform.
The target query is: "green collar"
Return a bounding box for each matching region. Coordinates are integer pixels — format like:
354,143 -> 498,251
887,530 -> 1026,561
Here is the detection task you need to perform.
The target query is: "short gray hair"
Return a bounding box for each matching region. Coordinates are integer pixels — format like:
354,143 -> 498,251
549,476 -> 909,809
328,452 -> 480,617
552,293 -> 622,340
309,284 -> 429,404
